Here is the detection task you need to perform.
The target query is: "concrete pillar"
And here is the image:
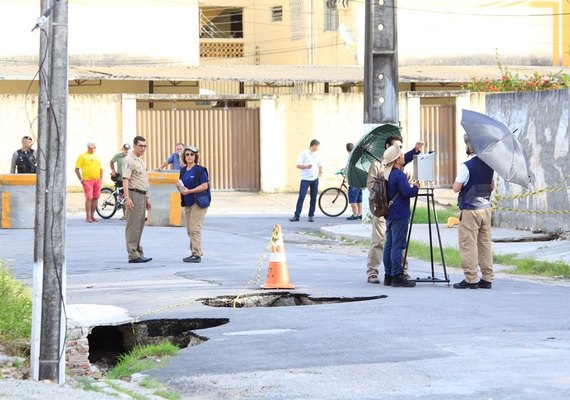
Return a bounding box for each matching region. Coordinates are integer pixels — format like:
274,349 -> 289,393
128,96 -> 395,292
404,94 -> 421,148
259,96 -> 282,193
0,174 -> 36,229
121,94 -> 138,144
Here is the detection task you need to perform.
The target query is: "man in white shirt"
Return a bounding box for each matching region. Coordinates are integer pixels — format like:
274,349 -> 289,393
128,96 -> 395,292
289,139 -> 323,222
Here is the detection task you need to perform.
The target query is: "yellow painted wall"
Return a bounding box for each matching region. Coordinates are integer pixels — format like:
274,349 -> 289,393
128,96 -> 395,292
200,0 -> 360,66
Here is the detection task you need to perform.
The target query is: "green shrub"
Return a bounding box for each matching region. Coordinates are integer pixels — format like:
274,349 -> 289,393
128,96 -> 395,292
0,263 -> 32,353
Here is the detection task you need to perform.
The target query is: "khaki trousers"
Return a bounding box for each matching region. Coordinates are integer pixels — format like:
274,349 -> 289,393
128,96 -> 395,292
458,208 -> 494,283
185,204 -> 208,256
125,190 -> 146,260
367,216 -> 385,277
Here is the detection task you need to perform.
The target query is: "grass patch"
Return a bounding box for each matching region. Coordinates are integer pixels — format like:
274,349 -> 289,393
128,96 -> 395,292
410,205 -> 459,224
73,377 -> 107,394
106,381 -> 148,400
0,263 -> 32,356
406,240 -> 461,268
384,241 -> 570,278
139,378 -> 181,400
106,341 -> 179,380
494,254 -> 570,278
345,235 -> 570,278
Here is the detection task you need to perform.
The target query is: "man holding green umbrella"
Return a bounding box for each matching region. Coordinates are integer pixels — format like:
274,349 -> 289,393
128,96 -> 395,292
347,126 -> 423,284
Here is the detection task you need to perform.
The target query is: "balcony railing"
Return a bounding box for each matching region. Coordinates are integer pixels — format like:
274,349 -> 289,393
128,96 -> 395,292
200,39 -> 244,58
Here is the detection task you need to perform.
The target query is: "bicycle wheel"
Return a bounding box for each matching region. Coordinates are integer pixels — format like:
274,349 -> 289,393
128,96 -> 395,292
96,187 -> 118,219
318,188 -> 348,217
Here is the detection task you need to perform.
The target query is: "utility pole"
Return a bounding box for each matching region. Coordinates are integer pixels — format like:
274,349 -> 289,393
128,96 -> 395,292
363,0 -> 399,126
31,0 -> 68,383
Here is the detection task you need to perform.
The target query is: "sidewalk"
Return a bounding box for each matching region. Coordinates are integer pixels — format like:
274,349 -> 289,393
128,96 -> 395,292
322,222 -> 570,264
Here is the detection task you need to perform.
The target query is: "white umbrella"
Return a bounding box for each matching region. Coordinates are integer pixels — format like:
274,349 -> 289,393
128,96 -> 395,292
461,109 -> 531,189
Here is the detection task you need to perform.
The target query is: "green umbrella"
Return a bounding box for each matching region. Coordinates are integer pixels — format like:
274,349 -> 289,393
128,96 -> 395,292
346,124 -> 401,188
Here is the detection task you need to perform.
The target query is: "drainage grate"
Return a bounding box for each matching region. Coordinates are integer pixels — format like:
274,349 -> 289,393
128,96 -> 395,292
199,292 -> 386,308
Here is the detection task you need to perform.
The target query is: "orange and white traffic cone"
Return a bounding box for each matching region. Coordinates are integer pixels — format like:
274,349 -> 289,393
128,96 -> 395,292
261,224 -> 294,289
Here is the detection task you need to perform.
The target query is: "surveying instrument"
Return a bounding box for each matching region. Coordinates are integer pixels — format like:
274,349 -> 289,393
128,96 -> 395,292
403,152 -> 450,284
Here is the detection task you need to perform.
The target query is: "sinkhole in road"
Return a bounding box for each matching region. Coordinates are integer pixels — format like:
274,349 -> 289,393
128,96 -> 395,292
87,318 -> 229,369
199,292 -> 387,308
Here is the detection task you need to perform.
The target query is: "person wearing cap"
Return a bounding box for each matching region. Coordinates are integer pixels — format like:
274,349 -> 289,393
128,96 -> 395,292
365,135 -> 423,284
175,145 -> 210,263
110,143 -> 131,219
10,135 -> 37,174
122,136 -> 152,264
289,139 -> 323,222
160,142 -> 185,171
452,135 -> 496,289
75,142 -> 103,223
382,143 -> 420,287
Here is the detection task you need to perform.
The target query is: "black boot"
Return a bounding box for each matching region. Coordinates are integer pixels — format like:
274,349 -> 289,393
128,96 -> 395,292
383,274 -> 392,286
391,274 -> 416,287
453,280 -> 478,289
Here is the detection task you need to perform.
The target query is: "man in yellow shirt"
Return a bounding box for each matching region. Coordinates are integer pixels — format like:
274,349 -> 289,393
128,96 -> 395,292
75,142 -> 103,223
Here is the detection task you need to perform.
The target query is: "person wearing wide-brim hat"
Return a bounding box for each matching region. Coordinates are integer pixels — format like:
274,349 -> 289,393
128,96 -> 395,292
382,144 -> 420,287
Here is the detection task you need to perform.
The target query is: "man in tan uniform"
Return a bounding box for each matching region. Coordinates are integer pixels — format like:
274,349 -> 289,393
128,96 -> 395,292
122,136 -> 152,263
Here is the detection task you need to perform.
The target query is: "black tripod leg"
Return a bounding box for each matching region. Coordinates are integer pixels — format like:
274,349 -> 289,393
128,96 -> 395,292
431,190 -> 449,283
427,191 -> 436,279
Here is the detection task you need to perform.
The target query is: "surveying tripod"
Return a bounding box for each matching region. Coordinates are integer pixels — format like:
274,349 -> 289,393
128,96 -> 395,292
402,187 -> 450,284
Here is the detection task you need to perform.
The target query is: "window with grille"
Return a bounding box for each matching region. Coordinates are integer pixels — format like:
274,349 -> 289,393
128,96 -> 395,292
290,0 -> 304,40
324,1 -> 339,32
271,6 -> 283,22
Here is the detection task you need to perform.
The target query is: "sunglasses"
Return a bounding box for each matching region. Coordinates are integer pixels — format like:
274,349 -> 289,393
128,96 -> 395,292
184,152 -> 196,157
23,136 -> 33,140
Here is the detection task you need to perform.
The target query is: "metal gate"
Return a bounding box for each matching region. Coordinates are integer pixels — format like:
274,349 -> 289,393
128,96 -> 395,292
419,104 -> 456,187
137,108 -> 260,191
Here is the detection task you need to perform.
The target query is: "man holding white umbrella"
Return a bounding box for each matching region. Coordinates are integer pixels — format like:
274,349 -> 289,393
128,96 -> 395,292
452,134 -> 496,289
454,109 -> 532,289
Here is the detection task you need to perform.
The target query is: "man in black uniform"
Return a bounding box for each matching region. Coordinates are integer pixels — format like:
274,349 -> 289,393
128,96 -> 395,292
10,135 -> 37,174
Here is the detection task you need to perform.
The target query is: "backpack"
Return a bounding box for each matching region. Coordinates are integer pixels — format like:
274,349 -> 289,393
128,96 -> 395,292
369,175 -> 399,218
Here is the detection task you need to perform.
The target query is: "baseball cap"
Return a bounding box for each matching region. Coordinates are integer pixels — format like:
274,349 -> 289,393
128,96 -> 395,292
123,143 -> 131,150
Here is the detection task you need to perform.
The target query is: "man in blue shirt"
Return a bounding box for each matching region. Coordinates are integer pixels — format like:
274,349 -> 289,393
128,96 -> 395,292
160,142 -> 185,171
382,144 -> 420,287
365,135 -> 423,284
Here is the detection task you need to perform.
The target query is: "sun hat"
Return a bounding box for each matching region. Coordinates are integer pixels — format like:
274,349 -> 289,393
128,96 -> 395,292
184,145 -> 199,153
383,144 -> 403,177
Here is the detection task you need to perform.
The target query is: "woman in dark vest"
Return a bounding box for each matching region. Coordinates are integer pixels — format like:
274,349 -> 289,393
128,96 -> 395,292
176,145 -> 210,263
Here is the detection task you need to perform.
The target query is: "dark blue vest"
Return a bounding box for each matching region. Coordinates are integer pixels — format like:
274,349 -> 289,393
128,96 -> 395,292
458,157 -> 494,210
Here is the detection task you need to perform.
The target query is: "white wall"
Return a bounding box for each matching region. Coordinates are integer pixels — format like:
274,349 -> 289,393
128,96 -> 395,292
0,94 -> 123,187
0,0 -> 199,65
